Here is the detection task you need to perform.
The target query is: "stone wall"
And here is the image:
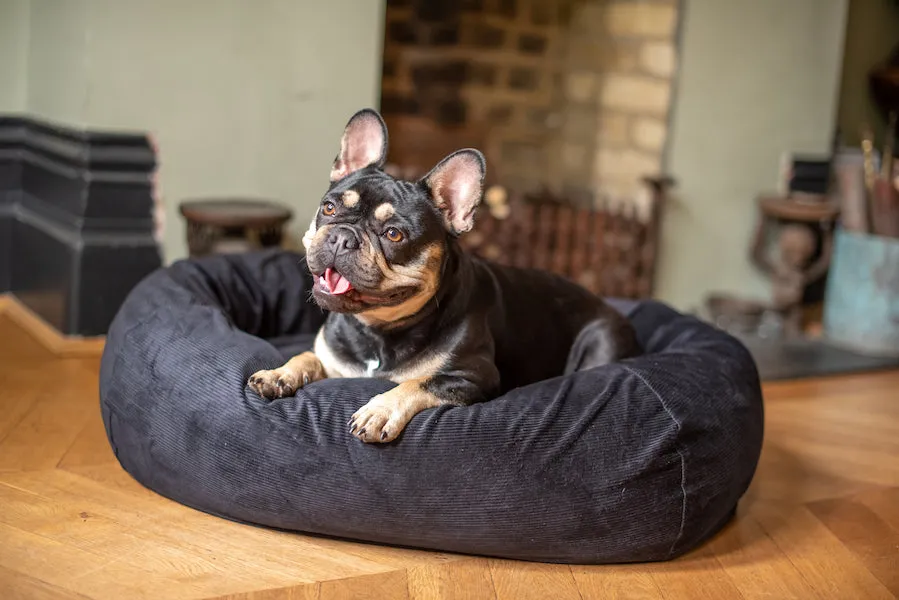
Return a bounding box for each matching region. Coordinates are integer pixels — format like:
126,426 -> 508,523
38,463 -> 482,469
380,0 -> 680,212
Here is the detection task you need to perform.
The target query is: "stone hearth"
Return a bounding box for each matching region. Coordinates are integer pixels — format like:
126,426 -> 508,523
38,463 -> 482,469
380,0 -> 680,209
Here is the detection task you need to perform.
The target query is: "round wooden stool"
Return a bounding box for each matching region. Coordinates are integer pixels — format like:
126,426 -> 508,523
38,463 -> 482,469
179,198 -> 292,257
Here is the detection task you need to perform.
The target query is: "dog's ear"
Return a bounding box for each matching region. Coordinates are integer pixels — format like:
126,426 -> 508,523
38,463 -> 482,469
421,149 -> 486,235
329,109 -> 389,182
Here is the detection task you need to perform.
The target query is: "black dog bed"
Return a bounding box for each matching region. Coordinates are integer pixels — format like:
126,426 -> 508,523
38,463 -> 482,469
99,250 -> 763,564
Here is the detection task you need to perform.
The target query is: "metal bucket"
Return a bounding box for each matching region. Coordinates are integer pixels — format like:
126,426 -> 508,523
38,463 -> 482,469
823,229 -> 899,357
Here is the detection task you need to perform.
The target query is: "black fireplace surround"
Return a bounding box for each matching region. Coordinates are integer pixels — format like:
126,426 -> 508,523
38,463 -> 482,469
0,115 -> 162,336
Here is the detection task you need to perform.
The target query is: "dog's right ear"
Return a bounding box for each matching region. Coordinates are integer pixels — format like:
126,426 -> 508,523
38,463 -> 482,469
329,109 -> 389,182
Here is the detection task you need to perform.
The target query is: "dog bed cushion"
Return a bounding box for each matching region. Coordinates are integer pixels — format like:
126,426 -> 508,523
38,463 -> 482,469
99,251 -> 763,564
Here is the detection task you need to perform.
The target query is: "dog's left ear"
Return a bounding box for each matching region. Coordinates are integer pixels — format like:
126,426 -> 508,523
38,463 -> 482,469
330,109 -> 389,182
421,149 -> 486,235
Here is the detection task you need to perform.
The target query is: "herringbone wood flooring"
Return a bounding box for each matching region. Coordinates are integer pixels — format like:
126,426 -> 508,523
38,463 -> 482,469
0,296 -> 897,599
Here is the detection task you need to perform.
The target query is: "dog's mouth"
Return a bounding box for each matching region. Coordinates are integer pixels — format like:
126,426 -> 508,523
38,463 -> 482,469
313,267 -> 415,308
317,267 -> 354,295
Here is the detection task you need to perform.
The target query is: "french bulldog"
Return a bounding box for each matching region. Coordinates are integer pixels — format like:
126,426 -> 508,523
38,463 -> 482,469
248,109 -> 640,443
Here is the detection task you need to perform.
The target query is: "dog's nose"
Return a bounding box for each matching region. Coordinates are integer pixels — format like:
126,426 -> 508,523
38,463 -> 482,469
328,226 -> 361,251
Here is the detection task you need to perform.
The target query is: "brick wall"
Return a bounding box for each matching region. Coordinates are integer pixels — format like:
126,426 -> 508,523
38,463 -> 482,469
380,0 -> 680,212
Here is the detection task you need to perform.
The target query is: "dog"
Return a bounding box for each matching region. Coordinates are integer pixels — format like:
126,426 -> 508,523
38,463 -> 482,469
248,108 -> 640,443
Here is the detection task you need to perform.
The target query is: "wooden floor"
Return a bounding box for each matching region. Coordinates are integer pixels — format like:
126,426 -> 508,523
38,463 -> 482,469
0,301 -> 897,599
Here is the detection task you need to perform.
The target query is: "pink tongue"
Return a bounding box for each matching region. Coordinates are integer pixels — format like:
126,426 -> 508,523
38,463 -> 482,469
324,268 -> 353,295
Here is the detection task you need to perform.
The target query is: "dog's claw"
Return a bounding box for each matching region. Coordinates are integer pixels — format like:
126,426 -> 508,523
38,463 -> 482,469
380,431 -> 388,441
303,374 -> 310,386
358,428 -> 366,438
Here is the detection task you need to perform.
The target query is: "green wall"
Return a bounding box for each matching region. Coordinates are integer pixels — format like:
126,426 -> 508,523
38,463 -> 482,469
11,0 -> 385,262
657,0 -> 849,311
836,0 -> 899,148
0,0 -> 29,113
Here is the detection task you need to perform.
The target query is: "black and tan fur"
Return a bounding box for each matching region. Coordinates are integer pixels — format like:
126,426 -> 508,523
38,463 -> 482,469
249,109 -> 640,443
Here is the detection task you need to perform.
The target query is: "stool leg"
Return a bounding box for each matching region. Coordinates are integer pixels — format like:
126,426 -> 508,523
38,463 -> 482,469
187,222 -> 220,257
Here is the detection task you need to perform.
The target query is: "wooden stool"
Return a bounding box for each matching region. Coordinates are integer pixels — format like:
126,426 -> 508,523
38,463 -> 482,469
179,198 -> 292,257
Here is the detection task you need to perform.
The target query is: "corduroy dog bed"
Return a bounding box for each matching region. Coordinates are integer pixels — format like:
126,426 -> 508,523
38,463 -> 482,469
99,250 -> 763,564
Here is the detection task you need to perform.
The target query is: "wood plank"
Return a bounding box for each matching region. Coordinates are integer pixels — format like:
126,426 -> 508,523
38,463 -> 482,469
761,370 -> 899,402
56,409 -> 117,469
571,564 -> 663,600
752,503 -> 894,600
65,462 -> 460,569
488,560 -> 581,600
308,538 -> 465,570
708,514 -> 818,599
808,495 -> 899,595
859,487 -> 899,532
0,469 -> 401,582
63,464 -> 465,573
745,443 -> 879,505
209,584 -> 319,600
0,362 -> 98,472
769,399 -> 899,436
771,435 -> 899,482
407,559 -> 497,600
0,400 -> 91,472
319,570 -> 409,600
0,482 -> 307,592
0,372 -> 41,445
746,373 -> 899,505
0,521 -> 198,599
62,462 -> 176,500
647,544 -> 744,600
0,565 -> 92,600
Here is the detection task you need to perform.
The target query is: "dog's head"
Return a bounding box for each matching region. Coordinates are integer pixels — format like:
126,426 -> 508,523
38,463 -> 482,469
304,109 -> 485,326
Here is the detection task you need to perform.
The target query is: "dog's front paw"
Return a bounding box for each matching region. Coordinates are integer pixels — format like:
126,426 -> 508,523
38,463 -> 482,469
248,369 -> 299,399
348,380 -> 445,444
248,352 -> 327,400
348,395 -> 408,443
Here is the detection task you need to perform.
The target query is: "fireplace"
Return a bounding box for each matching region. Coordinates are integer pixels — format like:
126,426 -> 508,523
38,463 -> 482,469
379,0 -> 680,205
379,0 -> 681,297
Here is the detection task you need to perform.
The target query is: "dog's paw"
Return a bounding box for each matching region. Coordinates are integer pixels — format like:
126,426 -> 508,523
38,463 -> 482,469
248,369 -> 299,399
348,395 -> 408,443
248,352 -> 326,400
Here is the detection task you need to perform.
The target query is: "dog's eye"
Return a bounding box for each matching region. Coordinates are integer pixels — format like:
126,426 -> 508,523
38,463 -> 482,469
385,227 -> 404,243
322,201 -> 336,216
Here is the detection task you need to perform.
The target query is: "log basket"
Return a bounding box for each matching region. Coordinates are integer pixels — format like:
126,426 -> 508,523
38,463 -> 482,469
460,177 -> 674,299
